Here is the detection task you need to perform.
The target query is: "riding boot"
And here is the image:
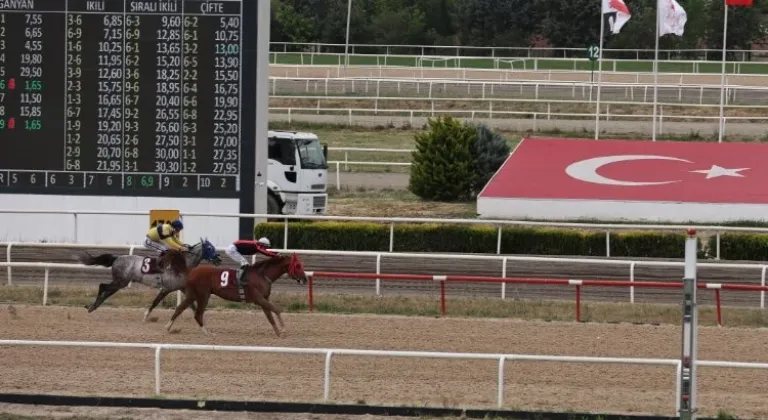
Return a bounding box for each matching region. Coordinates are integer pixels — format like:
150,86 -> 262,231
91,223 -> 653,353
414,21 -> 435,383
157,250 -> 167,269
236,264 -> 248,302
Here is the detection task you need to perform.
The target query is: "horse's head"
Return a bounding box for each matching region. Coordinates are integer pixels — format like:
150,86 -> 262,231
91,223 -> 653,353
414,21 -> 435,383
159,249 -> 188,276
283,253 -> 307,284
189,238 -> 222,265
200,238 -> 222,265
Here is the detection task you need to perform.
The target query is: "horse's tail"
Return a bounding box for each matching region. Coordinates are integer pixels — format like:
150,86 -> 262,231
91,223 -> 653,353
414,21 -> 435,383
79,252 -> 118,267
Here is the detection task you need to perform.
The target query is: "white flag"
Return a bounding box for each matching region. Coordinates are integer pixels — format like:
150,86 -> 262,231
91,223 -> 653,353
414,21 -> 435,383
602,0 -> 632,34
658,0 -> 687,36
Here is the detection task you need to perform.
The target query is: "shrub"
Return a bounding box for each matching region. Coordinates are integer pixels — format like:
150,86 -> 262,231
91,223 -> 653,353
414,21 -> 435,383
470,123 -> 511,194
408,116 -> 477,201
255,222 -> 707,259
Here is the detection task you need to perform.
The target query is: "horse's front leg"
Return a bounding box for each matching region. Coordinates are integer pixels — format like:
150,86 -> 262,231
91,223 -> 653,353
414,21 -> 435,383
145,288 -> 172,321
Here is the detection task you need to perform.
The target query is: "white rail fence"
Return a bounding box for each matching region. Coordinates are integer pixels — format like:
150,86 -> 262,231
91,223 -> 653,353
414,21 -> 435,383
271,106 -> 768,138
273,94 -> 768,111
270,77 -> 768,102
272,65 -> 768,86
268,51 -> 768,75
3,209 -> 768,259
2,339 -> 768,413
3,246 -> 767,308
269,42 -> 765,62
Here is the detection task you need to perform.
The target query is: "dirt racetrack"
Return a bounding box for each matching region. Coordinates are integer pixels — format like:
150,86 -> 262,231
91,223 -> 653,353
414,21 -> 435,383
1,305 -> 767,418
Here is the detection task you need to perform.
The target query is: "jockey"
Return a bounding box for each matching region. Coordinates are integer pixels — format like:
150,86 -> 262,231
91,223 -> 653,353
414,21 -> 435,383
225,237 -> 278,286
144,219 -> 187,257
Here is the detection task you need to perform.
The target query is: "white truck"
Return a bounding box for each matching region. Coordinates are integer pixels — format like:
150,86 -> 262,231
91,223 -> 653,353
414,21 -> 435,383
266,130 -> 329,215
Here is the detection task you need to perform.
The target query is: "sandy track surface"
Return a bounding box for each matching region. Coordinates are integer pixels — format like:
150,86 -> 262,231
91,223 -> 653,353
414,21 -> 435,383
1,305 -> 767,418
0,402 -> 420,420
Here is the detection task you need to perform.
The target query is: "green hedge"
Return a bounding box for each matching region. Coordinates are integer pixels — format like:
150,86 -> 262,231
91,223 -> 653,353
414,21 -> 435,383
252,221 -> 745,259
713,233 -> 768,261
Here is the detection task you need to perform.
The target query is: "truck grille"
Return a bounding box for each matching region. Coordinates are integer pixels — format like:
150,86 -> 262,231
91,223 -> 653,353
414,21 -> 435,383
313,195 -> 326,208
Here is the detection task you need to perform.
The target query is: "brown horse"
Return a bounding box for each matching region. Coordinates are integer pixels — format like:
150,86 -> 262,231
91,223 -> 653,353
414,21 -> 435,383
160,249 -> 308,337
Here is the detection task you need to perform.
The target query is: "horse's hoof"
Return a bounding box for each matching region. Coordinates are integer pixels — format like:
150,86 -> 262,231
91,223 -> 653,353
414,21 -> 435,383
164,321 -> 173,331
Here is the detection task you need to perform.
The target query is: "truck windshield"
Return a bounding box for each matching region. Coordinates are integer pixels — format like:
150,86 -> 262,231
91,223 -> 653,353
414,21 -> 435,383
297,139 -> 327,169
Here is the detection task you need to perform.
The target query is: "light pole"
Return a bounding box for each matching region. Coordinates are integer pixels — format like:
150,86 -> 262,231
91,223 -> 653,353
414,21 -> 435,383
344,0 -> 352,68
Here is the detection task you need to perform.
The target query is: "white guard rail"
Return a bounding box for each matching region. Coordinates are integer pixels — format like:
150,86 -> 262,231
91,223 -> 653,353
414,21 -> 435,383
3,209 -> 768,259
267,50 -> 767,75
270,76 -> 768,96
2,339 -> 767,412
3,246 -> 767,309
268,42 -> 763,62
271,94 -> 768,110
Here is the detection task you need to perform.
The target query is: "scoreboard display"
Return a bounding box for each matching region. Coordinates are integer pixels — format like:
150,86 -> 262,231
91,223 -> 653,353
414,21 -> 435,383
0,0 -> 257,198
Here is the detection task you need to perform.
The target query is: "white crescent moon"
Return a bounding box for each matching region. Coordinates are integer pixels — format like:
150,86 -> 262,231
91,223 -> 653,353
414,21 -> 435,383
565,155 -> 692,186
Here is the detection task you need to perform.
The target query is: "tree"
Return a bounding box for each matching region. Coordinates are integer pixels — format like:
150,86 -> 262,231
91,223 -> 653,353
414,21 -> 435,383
409,117 -> 477,201
704,0 -> 768,60
470,124 -> 511,194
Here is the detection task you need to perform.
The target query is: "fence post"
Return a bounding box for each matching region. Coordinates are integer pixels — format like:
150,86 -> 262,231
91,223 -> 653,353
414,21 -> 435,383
715,232 -> 721,260
335,162 -> 340,189
154,346 -> 162,395
714,289 -> 722,327
575,284 -> 582,322
389,223 -> 394,252
501,257 -> 507,300
761,266 -> 766,309
675,361 -> 682,414
283,218 -> 289,249
497,356 -> 506,408
375,254 -> 381,296
630,262 -> 636,304
496,226 -> 502,254
605,231 -> 611,257
323,351 -> 333,402
43,267 -> 49,306
308,275 -> 314,312
73,213 -> 79,243
6,243 -> 12,285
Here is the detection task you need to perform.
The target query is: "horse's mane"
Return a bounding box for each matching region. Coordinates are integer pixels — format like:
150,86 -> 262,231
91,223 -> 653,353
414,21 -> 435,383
251,254 -> 285,270
161,249 -> 188,275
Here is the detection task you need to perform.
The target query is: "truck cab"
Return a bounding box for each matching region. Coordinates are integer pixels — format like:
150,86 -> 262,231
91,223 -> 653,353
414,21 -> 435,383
265,130 -> 328,215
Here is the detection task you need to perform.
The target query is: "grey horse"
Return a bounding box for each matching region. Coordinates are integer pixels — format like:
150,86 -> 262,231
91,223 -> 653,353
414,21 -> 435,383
79,238 -> 221,320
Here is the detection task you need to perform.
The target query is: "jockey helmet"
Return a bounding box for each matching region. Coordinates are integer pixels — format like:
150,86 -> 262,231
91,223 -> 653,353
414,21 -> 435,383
257,237 -> 271,247
170,220 -> 184,230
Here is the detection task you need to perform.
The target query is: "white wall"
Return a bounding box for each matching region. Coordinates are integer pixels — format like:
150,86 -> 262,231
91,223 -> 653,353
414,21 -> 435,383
0,194 -> 240,247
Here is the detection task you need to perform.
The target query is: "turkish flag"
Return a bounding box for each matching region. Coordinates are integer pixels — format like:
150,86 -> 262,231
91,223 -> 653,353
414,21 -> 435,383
483,138 -> 768,204
725,0 -> 752,6
602,0 -> 631,34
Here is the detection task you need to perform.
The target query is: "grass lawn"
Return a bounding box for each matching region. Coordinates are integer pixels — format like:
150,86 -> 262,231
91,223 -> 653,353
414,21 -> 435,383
329,188 -> 476,218
269,52 -> 768,75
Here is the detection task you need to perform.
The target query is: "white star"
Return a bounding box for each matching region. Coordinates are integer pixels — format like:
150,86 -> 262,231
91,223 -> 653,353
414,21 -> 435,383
689,165 -> 749,179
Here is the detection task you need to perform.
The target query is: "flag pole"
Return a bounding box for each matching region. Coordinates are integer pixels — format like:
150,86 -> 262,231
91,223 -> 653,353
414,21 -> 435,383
594,6 -> 606,139
718,3 -> 729,143
651,0 -> 660,141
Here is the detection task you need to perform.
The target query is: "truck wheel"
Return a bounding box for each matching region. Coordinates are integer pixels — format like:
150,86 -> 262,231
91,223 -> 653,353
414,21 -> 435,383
267,194 -> 280,215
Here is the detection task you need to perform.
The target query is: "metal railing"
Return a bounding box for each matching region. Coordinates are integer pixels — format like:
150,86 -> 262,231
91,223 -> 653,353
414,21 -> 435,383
272,94 -> 768,110
269,42 -> 766,62
0,338 -> 696,411
3,245 -> 768,309
268,51 -> 768,74
271,107 -> 766,138
1,338 -> 767,413
2,210 -> 768,258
